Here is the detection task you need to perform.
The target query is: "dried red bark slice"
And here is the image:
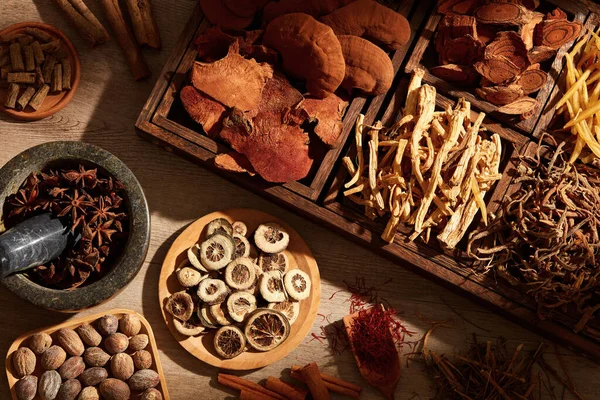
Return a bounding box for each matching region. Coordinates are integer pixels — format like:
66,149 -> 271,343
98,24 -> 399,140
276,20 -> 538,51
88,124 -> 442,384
300,93 -> 349,147
474,55 -> 521,85
528,45 -> 556,63
516,64 -> 547,95
519,11 -> 544,50
191,43 -> 274,111
180,86 -> 226,138
473,2 -> 531,26
485,31 -> 530,71
546,8 -> 567,21
534,11 -> 582,50
437,0 -> 478,15
476,24 -> 499,45
435,15 -> 477,54
214,152 -> 256,175
439,35 -> 484,65
476,84 -> 524,105
496,97 -> 537,115
430,64 -> 479,86
520,0 -> 539,10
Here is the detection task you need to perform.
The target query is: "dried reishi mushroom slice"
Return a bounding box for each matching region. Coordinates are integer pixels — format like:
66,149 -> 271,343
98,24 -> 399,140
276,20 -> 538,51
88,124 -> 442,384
232,221 -> 248,237
258,252 -> 289,274
191,42 -> 274,111
197,278 -> 231,304
214,152 -> 256,176
199,0 -> 253,30
263,0 -> 355,23
320,0 -> 411,50
200,234 -> 235,271
194,27 -> 236,63
300,93 -> 348,147
516,64 -> 547,95
187,244 -> 209,272
260,270 -> 287,303
198,306 -> 219,329
227,292 -> 258,322
176,266 -> 204,287
180,86 -> 226,139
337,35 -> 394,96
224,257 -> 257,290
254,222 -> 290,253
485,31 -> 530,71
283,268 -> 311,300
244,309 -> 290,351
206,218 -> 234,237
165,291 -> 194,321
263,13 -> 345,98
474,56 -> 521,85
173,315 -> 205,336
476,84 -> 524,106
209,303 -> 233,326
268,301 -> 300,325
233,234 -> 251,259
256,72 -> 304,116
214,325 -> 246,359
473,2 -> 531,26
496,97 -> 538,115
430,64 -> 479,86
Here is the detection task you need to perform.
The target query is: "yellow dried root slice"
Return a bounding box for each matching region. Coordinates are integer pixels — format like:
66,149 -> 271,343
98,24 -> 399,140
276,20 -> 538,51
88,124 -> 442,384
496,97 -> 537,115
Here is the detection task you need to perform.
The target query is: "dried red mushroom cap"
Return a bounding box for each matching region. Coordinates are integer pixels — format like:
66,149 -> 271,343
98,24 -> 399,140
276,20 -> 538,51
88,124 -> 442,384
262,0 -> 355,23
337,35 -> 394,96
256,72 -> 304,115
263,13 -> 346,98
320,0 -> 411,50
214,152 -> 256,175
300,93 -> 348,147
194,27 -> 237,63
180,86 -> 226,139
224,0 -> 269,18
199,0 -> 254,30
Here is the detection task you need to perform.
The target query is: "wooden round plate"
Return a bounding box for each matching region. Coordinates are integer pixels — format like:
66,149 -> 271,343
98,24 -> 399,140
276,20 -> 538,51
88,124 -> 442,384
0,22 -> 81,121
158,209 -> 321,370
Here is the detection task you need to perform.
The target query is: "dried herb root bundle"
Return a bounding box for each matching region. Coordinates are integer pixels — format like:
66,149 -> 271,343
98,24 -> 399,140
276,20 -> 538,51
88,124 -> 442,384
468,141 -> 600,331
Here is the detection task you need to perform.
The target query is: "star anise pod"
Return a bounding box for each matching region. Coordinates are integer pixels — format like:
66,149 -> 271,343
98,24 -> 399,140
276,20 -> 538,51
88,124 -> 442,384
25,173 -> 40,189
58,189 -> 93,230
40,170 -> 60,187
88,196 -> 119,225
7,186 -> 39,218
62,165 -> 99,189
89,220 -> 118,247
48,187 -> 69,198
99,176 -> 125,193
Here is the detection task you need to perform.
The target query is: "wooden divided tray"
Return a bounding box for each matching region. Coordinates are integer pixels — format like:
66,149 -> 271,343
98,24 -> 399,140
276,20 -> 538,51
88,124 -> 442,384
137,1 -> 600,362
5,309 -> 169,400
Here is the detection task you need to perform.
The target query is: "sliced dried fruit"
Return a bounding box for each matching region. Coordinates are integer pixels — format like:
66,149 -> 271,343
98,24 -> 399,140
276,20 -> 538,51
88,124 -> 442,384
200,234 -> 235,270
214,325 -> 246,359
301,93 -> 349,147
165,291 -> 194,322
180,86 -> 226,139
224,257 -> 256,290
283,269 -> 311,301
176,266 -> 204,288
206,218 -> 234,237
227,292 -> 257,322
254,222 -> 289,253
260,270 -> 287,303
232,221 -> 248,236
197,278 -> 230,304
209,303 -> 233,326
244,309 -> 290,351
198,306 -> 219,329
233,234 -> 251,259
258,252 -> 289,274
173,315 -> 205,336
187,244 -> 209,273
268,301 -> 300,325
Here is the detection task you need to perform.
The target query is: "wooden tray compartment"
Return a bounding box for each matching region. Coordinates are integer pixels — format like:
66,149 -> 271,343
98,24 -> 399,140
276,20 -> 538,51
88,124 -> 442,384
404,0 -> 591,137
5,308 -> 169,400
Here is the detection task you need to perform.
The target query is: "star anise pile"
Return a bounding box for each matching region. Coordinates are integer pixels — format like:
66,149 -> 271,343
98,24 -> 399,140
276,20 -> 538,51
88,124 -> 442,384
2,165 -> 129,289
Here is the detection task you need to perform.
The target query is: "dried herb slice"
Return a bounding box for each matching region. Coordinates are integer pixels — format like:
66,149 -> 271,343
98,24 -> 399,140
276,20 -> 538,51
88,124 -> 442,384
244,309 -> 290,351
214,325 -> 246,359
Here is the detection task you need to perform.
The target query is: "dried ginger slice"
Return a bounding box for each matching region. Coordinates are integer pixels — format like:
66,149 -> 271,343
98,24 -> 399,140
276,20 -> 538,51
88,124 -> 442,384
476,84 -> 524,106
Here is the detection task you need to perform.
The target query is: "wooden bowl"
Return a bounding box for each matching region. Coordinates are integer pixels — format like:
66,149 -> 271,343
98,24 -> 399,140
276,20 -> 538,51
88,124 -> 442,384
5,308 -> 170,400
158,209 -> 322,370
0,22 -> 81,121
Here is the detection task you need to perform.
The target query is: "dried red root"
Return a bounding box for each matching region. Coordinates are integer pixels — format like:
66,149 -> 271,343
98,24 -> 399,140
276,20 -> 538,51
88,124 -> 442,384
474,55 -> 521,85
214,152 -> 256,175
180,86 -> 226,138
300,93 -> 349,147
527,45 -> 556,64
516,64 -> 547,95
430,64 -> 479,86
496,97 -> 537,115
473,2 -> 531,26
484,31 -> 530,71
534,9 -> 582,49
439,35 -> 484,65
476,84 -> 523,105
436,15 -> 478,54
476,24 -> 499,45
199,0 -> 253,30
262,0 -> 354,23
519,11 -> 544,50
437,0 -> 478,15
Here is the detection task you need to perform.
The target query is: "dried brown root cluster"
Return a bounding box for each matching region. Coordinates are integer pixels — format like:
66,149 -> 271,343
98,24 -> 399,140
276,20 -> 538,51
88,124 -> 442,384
343,69 -> 502,248
432,0 -> 582,118
468,140 -> 600,332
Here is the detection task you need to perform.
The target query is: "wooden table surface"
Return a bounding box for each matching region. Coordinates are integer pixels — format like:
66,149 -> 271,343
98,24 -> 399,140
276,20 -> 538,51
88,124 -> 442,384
1,1 -> 599,399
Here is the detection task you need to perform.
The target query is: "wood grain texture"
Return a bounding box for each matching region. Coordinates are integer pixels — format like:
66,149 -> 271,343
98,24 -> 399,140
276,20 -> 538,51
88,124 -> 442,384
1,1 -> 600,399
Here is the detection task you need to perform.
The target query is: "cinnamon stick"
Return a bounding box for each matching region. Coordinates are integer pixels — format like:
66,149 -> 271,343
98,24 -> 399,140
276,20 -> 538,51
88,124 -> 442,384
52,0 -> 109,47
4,83 -> 19,109
25,27 -> 53,43
42,54 -> 57,83
125,0 -> 162,49
291,366 -> 362,394
298,363 -> 331,400
9,42 -> 24,71
239,390 -> 271,400
51,64 -> 63,93
31,41 -> 45,65
16,86 -> 35,111
29,84 -> 50,111
18,35 -> 34,47
35,65 -> 44,86
265,376 -> 308,400
0,55 -> 10,67
40,40 -> 62,54
218,374 -> 286,400
99,0 -> 151,80
291,370 -> 360,399
61,59 -> 72,90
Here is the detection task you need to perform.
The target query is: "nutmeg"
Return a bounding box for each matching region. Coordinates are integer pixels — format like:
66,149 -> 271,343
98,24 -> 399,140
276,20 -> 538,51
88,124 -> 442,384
119,314 -> 141,336
59,356 -> 85,380
110,353 -> 134,380
132,350 -> 153,370
29,332 -> 52,355
56,328 -> 85,356
12,347 -> 36,377
128,369 -> 160,391
104,333 -> 129,354
141,388 -> 163,400
40,345 -> 67,370
83,347 -> 110,367
76,324 -> 102,347
79,367 -> 108,387
99,378 -> 131,400
15,375 -> 37,400
128,334 -> 149,352
39,370 -> 61,400
97,315 -> 119,336
77,386 -> 100,400
57,378 -> 82,400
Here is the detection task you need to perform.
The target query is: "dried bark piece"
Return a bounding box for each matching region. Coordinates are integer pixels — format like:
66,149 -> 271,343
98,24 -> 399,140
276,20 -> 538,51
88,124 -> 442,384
474,55 -> 521,85
516,64 -> 547,95
476,24 -> 499,45
199,0 -> 253,30
214,152 -> 256,175
519,11 -> 544,50
300,93 -> 349,147
262,0 -> 355,23
191,42 -> 273,111
435,15 -> 477,55
476,84 -> 523,105
495,96 -> 537,115
528,45 -> 556,63
430,64 -> 479,86
180,86 -> 226,138
534,10 -> 582,50
473,2 -> 531,26
485,31 -> 529,71
439,35 -> 484,65
437,0 -> 478,15
521,0 -> 540,10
